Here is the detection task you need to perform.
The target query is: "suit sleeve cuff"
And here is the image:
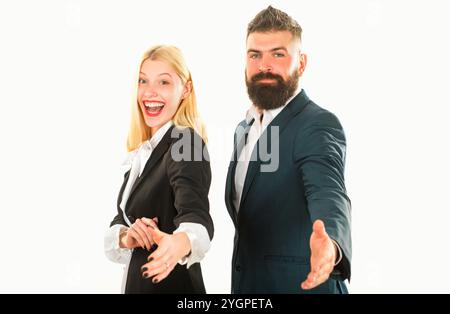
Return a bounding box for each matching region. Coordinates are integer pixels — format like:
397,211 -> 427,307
331,239 -> 343,266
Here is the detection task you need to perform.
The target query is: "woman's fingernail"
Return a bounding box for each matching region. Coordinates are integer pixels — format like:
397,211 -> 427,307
141,267 -> 148,272
152,278 -> 158,284
142,273 -> 149,278
148,257 -> 154,262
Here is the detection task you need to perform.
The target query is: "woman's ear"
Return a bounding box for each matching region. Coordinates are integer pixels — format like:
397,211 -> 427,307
182,81 -> 192,99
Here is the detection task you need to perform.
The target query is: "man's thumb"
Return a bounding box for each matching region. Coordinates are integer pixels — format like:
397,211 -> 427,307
313,219 -> 327,238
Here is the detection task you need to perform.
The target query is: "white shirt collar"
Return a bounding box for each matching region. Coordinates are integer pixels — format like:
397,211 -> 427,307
121,121 -> 174,176
146,121 -> 174,150
137,121 -> 173,176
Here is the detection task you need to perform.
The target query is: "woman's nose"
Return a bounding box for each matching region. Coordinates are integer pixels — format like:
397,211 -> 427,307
143,87 -> 157,98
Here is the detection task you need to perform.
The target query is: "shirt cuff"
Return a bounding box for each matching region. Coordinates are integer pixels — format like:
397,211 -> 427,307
331,239 -> 343,266
173,222 -> 211,268
104,224 -> 132,264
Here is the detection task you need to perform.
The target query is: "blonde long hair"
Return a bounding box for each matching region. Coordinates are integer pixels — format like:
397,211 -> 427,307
127,45 -> 207,152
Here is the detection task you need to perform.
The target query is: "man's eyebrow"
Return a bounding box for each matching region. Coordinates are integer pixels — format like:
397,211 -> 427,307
270,47 -> 288,52
247,47 -> 288,53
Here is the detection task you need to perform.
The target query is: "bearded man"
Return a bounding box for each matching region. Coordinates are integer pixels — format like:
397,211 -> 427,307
224,6 -> 352,294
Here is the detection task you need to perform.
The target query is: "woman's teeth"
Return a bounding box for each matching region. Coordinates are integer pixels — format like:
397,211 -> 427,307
144,102 -> 164,112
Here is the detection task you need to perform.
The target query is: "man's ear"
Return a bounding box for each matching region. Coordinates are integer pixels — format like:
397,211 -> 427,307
298,53 -> 307,76
182,81 -> 192,99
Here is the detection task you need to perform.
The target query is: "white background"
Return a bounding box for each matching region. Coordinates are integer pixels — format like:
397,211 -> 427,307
0,0 -> 449,293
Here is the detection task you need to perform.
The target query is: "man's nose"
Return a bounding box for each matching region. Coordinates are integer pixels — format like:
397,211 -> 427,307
259,55 -> 272,72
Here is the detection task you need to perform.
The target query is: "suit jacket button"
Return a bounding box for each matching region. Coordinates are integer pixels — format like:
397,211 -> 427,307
235,265 -> 241,272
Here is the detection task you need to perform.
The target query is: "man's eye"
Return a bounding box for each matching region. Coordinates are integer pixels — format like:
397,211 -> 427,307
274,53 -> 285,58
250,53 -> 260,59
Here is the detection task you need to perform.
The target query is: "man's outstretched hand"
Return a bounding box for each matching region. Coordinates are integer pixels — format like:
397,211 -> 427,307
301,219 -> 337,290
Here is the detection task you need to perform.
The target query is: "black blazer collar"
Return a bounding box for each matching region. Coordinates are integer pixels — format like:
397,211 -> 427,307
127,125 -> 175,200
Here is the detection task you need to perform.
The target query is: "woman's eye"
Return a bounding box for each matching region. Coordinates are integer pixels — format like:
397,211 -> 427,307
160,80 -> 170,85
138,78 -> 146,84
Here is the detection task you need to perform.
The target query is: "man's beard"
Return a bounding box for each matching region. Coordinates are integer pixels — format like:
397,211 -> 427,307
246,71 -> 299,111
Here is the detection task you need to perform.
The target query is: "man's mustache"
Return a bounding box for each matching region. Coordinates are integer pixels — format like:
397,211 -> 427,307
250,72 -> 284,84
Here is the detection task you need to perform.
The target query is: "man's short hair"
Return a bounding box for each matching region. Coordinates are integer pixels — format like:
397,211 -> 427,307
247,6 -> 302,42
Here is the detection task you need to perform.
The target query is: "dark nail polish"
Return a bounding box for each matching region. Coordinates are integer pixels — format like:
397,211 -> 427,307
142,273 -> 149,278
152,278 -> 158,284
147,257 -> 154,262
141,267 -> 148,272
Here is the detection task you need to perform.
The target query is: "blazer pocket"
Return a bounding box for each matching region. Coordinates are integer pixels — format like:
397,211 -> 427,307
264,255 -> 309,265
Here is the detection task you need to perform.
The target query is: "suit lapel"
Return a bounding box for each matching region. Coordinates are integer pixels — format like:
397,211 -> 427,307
117,170 -> 131,210
238,90 -> 311,214
127,125 -> 175,201
225,119 -> 254,225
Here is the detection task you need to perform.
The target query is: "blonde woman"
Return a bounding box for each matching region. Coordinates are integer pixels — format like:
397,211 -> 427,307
104,45 -> 213,293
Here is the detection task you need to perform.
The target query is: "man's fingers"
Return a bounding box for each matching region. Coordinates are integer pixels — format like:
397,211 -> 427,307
303,220 -> 334,290
307,271 -> 317,284
302,274 -> 329,290
314,272 -> 330,287
311,256 -> 333,273
301,271 -> 323,290
301,272 -> 316,290
301,262 -> 334,290
314,255 -> 335,272
316,262 -> 334,279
